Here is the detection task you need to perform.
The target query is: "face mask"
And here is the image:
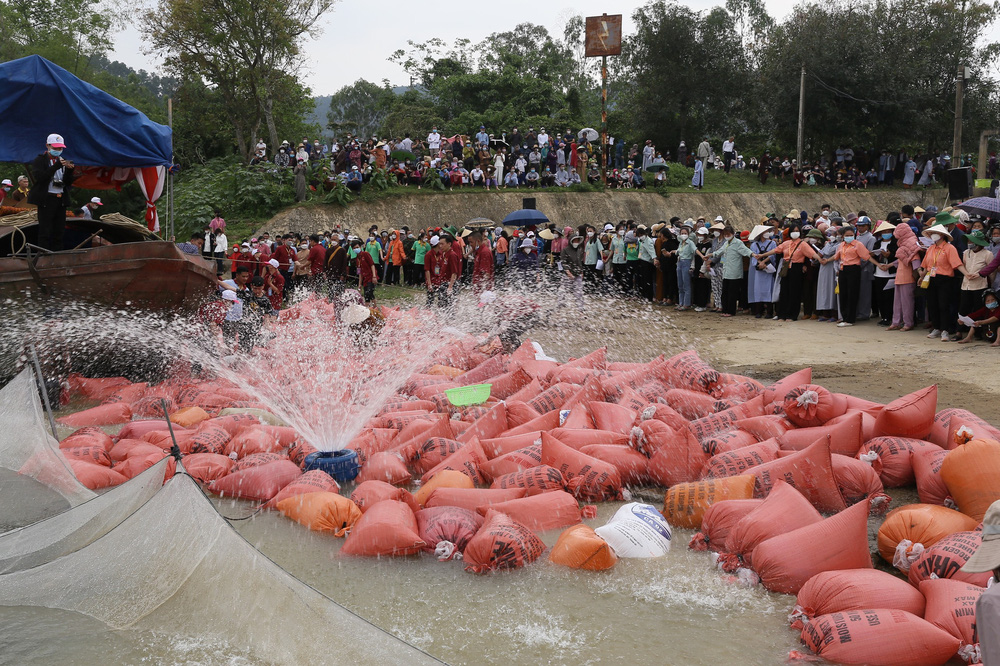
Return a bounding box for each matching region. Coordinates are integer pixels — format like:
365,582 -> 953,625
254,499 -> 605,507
571,241 -> 582,248
987,301 -> 998,310
790,231 -> 800,239
618,230 -> 625,236
881,233 -> 893,240
713,231 -> 721,238
844,236 -> 855,243
368,236 -> 374,242
763,232 -> 773,239
724,235 -> 734,241
679,234 -> 689,241
993,237 -> 1000,243
587,232 -> 594,238
49,148 -> 63,157
522,248 -> 532,254
931,234 -> 942,243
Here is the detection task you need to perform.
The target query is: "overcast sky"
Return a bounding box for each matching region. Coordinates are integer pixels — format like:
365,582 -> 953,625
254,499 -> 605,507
113,0 -> 1000,94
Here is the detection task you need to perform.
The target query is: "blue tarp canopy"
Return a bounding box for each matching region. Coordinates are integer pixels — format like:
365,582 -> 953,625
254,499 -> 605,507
0,55 -> 171,168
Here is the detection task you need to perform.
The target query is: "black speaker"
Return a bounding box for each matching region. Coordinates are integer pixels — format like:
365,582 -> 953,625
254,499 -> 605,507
522,198 -> 536,210
947,167 -> 973,200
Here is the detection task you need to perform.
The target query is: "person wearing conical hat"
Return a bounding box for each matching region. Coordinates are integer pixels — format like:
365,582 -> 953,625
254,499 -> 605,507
919,212 -> 973,341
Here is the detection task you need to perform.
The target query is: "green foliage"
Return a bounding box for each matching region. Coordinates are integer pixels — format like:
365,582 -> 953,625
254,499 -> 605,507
367,168 -> 392,192
327,79 -> 397,138
172,157 -> 295,236
661,164 -> 694,188
322,180 -> 353,207
423,169 -> 446,191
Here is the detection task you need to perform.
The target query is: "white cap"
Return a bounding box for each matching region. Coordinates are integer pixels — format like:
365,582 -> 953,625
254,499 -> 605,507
46,133 -> 66,148
90,197 -> 103,205
241,242 -> 250,247
604,223 -> 614,231
714,215 -> 724,222
696,227 -> 709,235
526,231 -> 535,238
221,290 -> 238,302
268,258 -> 280,268
430,235 -> 440,246
1,179 -> 11,186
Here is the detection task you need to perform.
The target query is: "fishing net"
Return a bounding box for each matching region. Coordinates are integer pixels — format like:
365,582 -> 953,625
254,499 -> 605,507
0,468 -> 442,665
0,370 -> 94,530
0,457 -> 167,574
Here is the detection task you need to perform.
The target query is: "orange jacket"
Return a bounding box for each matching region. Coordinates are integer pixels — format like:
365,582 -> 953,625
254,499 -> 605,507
388,238 -> 406,266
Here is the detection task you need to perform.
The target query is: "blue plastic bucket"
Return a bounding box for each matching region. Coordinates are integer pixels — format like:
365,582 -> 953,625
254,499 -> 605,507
303,449 -> 360,483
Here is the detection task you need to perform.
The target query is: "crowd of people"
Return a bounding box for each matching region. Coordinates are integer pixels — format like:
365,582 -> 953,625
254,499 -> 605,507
187,200 -> 1000,353
246,127 -> 971,197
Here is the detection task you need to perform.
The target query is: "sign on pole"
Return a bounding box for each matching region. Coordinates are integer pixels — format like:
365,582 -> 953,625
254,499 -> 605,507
585,14 -> 623,184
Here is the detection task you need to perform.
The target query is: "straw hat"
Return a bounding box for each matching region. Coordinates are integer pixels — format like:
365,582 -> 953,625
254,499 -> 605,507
460,228 -> 473,238
342,304 -> 371,326
922,224 -> 953,241
962,499 -> 1000,572
651,222 -> 665,233
786,209 -> 800,219
748,224 -> 772,241
873,221 -> 896,234
709,222 -> 726,231
914,206 -> 926,214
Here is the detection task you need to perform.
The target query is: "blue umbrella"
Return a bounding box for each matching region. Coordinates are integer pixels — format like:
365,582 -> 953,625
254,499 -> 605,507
503,208 -> 550,226
957,196 -> 1000,218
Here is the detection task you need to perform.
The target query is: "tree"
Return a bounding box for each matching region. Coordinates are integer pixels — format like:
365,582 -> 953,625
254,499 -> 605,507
0,0 -> 113,72
142,0 -> 338,160
327,80 -> 397,139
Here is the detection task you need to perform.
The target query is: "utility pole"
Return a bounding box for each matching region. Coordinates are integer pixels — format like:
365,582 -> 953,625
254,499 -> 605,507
953,65 -> 965,166
796,65 -> 805,168
601,53 -> 608,184
168,97 -> 174,241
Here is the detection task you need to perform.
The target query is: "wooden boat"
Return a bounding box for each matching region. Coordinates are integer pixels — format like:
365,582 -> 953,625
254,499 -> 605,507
0,212 -> 217,310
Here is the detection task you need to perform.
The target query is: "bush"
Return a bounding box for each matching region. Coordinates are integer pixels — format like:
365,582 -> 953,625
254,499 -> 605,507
173,157 -> 295,235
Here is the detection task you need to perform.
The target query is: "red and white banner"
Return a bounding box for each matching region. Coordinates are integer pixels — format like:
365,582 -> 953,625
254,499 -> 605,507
134,166 -> 165,232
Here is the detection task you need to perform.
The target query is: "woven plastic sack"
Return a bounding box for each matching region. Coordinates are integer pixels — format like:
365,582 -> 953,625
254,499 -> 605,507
688,499 -> 763,552
594,502 -> 673,558
874,385 -> 938,439
415,505 -> 484,554
789,569 -> 925,630
277,492 -> 361,537
662,475 -> 756,529
490,465 -> 567,496
463,509 -> 545,573
340,500 -> 424,556
549,524 -> 618,571
940,437 -> 1000,521
476,490 -> 582,532
876,504 -> 978,571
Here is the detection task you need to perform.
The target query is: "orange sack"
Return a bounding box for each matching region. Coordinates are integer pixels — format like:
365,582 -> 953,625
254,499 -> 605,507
480,432 -> 542,459
874,384 -> 938,439
826,408 -> 879,442
186,425 -> 231,455
688,499 -> 763,552
549,428 -> 629,450
876,504 -> 979,571
477,490 -> 582,532
420,439 -> 488,484
457,402 -> 509,444
912,447 -> 950,505
264,469 -> 341,509
798,609 -> 959,666
856,436 -> 941,488
224,426 -> 283,458
208,460 -> 301,501
638,403 -> 689,432
830,453 -> 889,512
940,437 -> 1000,521
646,426 -> 710,488
480,443 -> 542,480
527,383 -> 578,414
202,413 -> 260,435
288,441 -> 318,467
231,452 -> 285,473
350,480 -> 420,513
540,433 -> 622,502
790,570 -> 926,630
490,465 -> 567,495
356,452 -> 410,486
907,531 -> 994,588
181,452 -> 234,484
169,406 -> 211,428
549,524 -> 618,571
735,415 -> 794,441
340,500 -> 425,556
505,408 -> 560,436
415,505 -> 484,554
946,411 -> 1000,450
776,411 -> 864,457
701,439 -> 779,478
277,491 -> 361,536
579,444 -> 648,485
424,487 -> 527,513
660,349 -> 720,394
919,578 -> 983,648
588,401 -> 637,435
662,475 -> 756,529
781,384 -> 847,427
664,388 -> 727,421
109,439 -> 162,463
412,469 -> 474,507
57,402 -> 132,427
60,427 -> 114,451
700,429 -> 760,457
725,481 -> 823,564
115,450 -> 175,481
750,499 -> 872,594
69,459 -> 127,490
504,400 -> 541,428
463,509 -> 546,574
116,420 -> 186,442
748,437 -> 847,514
762,367 -> 812,404
927,407 -> 965,447
61,445 -> 112,467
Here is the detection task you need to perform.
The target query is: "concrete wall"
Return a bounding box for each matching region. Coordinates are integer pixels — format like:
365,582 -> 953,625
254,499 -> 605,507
260,189 -> 943,236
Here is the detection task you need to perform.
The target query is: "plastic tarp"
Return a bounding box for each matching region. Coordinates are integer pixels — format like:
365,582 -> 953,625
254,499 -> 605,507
0,457 -> 167,575
0,56 -> 171,168
0,468 -> 442,665
0,370 -> 95,527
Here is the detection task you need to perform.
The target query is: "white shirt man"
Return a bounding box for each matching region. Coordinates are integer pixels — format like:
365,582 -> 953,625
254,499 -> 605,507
514,155 -> 527,174
537,129 -> 549,147
399,136 -> 413,152
255,139 -> 266,154
470,166 -> 484,183
427,129 -> 441,153
722,138 -> 734,154
555,165 -> 570,186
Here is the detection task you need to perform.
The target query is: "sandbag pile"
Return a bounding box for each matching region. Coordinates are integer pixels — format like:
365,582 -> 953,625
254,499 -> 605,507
51,342 -> 1000,660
